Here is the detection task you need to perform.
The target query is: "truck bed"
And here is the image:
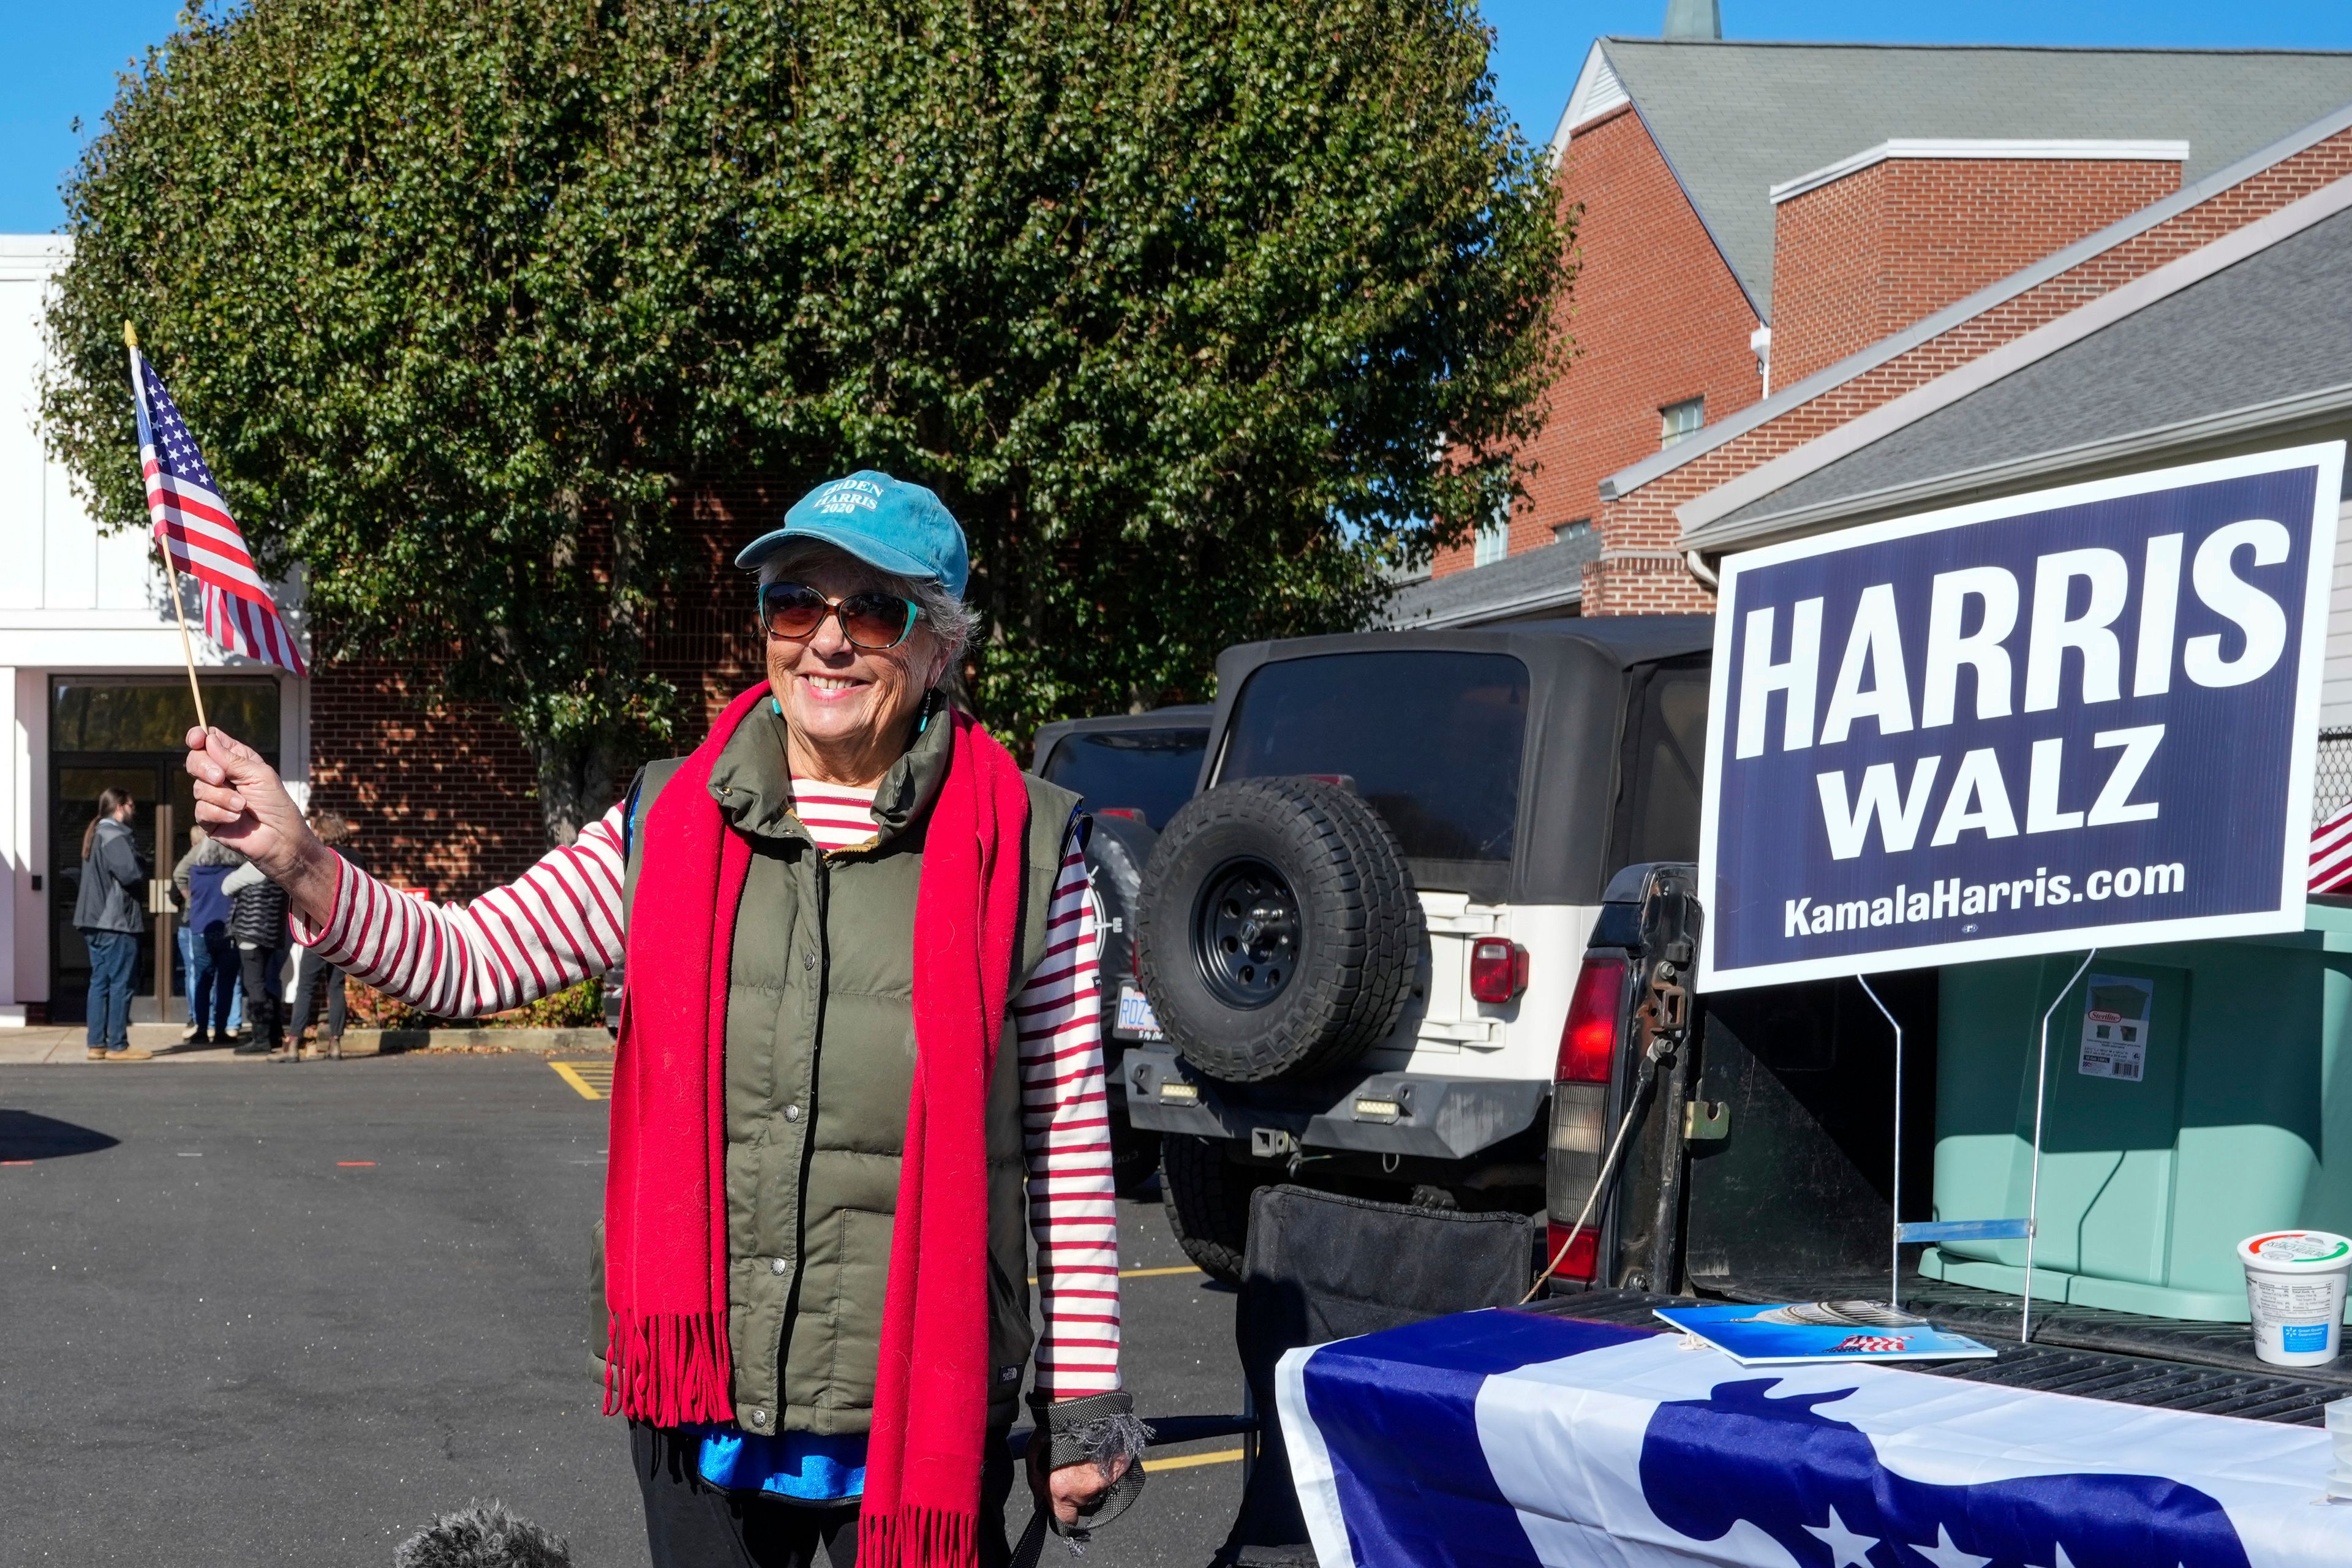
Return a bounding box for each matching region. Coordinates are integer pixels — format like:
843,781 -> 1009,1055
1540,1283 -> 2351,1424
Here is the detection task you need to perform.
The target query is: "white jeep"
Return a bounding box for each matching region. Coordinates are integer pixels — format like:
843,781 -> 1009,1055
1120,619 -> 1713,1280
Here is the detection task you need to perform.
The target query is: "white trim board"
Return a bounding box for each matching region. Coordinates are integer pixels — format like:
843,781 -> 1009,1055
1676,169 -> 2352,540
0,235 -> 67,285
1547,42 -> 1630,162
1770,139 -> 2189,205
1601,97 -> 2352,503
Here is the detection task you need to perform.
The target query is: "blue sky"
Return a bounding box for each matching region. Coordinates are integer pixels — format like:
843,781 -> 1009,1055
4,2 -> 2352,233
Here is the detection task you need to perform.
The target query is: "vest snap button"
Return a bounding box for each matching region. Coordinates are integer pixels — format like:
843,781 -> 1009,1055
803,949 -> 815,970
770,1256 -> 788,1275
784,1103 -> 802,1123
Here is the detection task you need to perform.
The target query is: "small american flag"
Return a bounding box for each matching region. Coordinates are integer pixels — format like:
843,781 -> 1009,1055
1832,1335 -> 1910,1354
131,343 -> 307,676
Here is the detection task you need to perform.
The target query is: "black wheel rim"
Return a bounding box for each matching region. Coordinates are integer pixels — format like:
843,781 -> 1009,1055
1193,857 -> 1300,1010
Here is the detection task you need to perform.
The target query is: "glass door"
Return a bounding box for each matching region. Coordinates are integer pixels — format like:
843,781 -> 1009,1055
51,766 -> 166,1025
47,677 -> 280,1023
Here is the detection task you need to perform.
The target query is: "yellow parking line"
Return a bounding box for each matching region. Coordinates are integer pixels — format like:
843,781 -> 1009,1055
1144,1448 -> 1246,1472
1028,1264 -> 1205,1284
551,1062 -> 603,1101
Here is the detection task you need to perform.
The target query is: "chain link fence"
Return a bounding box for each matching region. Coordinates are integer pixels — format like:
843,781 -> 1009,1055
2317,728 -> 2352,826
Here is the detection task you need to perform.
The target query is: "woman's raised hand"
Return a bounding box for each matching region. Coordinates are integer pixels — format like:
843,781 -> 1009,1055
184,726 -> 341,924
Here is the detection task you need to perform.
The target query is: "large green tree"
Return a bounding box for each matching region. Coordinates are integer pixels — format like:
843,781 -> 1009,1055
47,0 -> 1569,841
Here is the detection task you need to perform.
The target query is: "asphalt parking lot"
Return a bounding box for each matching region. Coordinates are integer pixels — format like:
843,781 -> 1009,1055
0,1055 -> 1250,1567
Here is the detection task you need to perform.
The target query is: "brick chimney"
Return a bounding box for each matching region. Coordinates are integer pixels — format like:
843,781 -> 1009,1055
1766,140 -> 2186,388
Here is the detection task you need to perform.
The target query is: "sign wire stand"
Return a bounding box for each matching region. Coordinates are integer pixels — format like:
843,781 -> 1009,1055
1857,974 -> 1902,1310
2021,948 -> 2099,1343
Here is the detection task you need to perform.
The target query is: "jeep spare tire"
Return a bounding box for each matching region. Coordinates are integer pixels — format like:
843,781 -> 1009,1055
1079,810 -> 1164,1196
1137,775 -> 1421,1083
1083,811 -> 1157,1009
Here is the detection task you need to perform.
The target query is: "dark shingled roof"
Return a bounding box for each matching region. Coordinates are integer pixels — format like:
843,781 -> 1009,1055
1710,202 -> 2352,535
1589,40 -> 2352,316
1383,528 -> 1601,628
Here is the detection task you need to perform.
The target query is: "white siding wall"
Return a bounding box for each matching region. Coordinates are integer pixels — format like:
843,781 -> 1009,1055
2323,500 -> 2352,731
0,236 -> 307,1015
0,241 -> 151,617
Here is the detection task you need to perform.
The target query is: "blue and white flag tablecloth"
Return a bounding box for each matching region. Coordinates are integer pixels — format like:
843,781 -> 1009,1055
1276,1309 -> 2352,1568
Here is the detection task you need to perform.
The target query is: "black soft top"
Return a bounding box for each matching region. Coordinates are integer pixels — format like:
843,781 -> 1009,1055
1029,704 -> 1213,771
1204,618 -> 1714,905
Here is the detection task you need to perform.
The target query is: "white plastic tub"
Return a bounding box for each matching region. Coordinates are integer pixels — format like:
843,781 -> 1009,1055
2239,1231 -> 2352,1367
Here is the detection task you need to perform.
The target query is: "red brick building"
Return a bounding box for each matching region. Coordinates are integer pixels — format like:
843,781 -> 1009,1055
304,484 -> 779,903
1393,39 -> 2352,627
1611,102 -> 2352,578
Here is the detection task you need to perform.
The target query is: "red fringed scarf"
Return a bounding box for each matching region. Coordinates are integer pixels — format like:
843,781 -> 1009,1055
603,684 -> 1030,1568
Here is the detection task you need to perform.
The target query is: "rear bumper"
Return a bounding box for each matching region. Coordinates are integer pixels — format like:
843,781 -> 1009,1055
1121,1045 -> 1548,1162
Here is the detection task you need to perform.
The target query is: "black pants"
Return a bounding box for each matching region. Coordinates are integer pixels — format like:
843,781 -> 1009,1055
290,946 -> 347,1040
631,1423 -> 1018,1568
238,942 -> 287,1047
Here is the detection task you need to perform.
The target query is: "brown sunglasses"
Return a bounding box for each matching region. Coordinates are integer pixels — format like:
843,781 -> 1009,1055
758,582 -> 922,651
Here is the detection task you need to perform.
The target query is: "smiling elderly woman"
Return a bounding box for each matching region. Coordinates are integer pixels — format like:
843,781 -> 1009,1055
185,473 -> 1140,1568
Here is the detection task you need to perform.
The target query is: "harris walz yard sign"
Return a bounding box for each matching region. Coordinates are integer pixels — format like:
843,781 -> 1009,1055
1698,445 -> 2343,992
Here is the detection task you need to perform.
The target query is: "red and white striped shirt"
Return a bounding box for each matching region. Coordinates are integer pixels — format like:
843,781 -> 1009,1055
295,779 -> 1120,1397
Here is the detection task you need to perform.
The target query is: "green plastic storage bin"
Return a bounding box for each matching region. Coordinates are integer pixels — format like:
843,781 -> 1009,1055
1918,903 -> 2352,1321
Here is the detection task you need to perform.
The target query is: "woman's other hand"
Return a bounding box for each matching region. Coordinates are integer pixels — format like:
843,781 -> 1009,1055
1044,1449 -> 1133,1526
184,726 -> 340,924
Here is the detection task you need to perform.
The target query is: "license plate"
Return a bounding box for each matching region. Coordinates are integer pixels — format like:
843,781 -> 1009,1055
1115,985 -> 1164,1040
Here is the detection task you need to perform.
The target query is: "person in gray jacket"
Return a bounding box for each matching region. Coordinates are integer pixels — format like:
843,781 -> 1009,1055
74,787 -> 151,1061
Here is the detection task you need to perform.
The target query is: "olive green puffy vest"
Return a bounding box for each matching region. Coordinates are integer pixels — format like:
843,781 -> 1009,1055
623,702 -> 1080,1436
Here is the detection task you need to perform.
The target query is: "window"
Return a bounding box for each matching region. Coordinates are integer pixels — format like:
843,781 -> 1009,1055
1220,651 -> 1530,876
51,677 -> 279,752
1659,397 -> 1705,449
1608,662 -> 1709,878
1554,518 -> 1593,547
1041,726 -> 1208,831
1474,511 -> 1509,567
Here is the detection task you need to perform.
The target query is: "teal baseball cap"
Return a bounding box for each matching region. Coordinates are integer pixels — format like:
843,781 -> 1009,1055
734,470 -> 969,599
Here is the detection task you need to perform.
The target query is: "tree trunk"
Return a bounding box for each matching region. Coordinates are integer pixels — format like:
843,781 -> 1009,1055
533,735 -> 622,847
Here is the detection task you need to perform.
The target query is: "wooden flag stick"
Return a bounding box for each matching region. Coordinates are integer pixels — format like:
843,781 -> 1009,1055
157,537 -> 210,734
128,320 -> 209,734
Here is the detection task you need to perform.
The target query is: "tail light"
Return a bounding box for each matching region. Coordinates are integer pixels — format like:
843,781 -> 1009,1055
1468,938 -> 1528,1004
1547,956 -> 1628,1289
1544,1224 -> 1600,1284
1096,807 -> 1145,821
1557,957 -> 1627,1083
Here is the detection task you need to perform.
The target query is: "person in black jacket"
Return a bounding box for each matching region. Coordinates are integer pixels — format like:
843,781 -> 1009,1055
73,787 -> 151,1061
222,857 -> 291,1057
